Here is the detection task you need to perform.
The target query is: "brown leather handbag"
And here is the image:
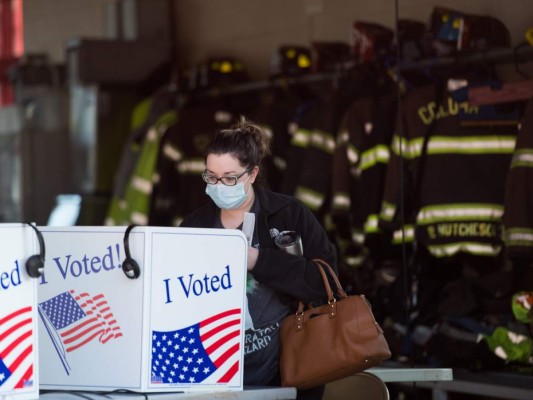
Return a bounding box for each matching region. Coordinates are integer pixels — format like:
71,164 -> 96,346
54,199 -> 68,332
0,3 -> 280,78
279,258 -> 391,389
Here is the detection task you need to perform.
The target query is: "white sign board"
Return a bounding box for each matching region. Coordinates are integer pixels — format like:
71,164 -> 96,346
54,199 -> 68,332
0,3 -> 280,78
0,224 -> 40,400
37,226 -> 247,393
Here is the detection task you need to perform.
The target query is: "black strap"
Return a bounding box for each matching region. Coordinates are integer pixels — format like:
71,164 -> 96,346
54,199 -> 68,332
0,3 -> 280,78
411,82 -> 445,216
407,82 -> 446,311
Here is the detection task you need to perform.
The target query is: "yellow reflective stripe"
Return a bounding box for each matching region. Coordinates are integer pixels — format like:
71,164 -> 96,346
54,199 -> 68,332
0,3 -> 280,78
332,192 -> 350,210
146,127 -> 158,141
337,130 -> 349,145
347,144 -> 359,164
391,135 -> 403,155
215,110 -> 232,124
133,123 -> 166,180
292,128 -> 311,148
505,228 -> 533,247
417,204 -> 503,225
273,156 -> 287,171
392,225 -> 414,244
345,255 -> 365,268
391,135 -> 415,157
131,176 -> 153,194
392,135 -> 516,157
364,214 -> 379,233
426,136 -> 516,155
177,159 -> 205,174
380,201 -> 396,221
351,229 -> 365,245
310,130 -> 335,154
511,149 -> 533,168
162,143 -> 183,162
494,347 -> 509,360
131,211 -> 148,225
260,124 -> 273,140
295,186 -> 324,211
156,123 -> 169,135
506,331 -> 528,344
360,145 -> 390,171
427,242 -> 502,257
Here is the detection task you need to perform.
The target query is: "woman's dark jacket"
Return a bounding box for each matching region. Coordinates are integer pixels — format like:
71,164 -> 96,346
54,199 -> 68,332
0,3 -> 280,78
180,187 -> 337,303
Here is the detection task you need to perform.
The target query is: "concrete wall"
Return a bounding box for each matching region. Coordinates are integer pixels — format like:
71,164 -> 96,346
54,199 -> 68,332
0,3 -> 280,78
23,0 -> 116,62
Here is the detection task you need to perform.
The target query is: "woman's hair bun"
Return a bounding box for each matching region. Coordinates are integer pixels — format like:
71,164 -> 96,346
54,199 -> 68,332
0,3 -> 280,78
231,115 -> 271,159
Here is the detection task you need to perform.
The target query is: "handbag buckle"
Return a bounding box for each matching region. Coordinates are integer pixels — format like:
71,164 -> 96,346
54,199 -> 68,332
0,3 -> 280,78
328,298 -> 337,318
295,311 -> 305,331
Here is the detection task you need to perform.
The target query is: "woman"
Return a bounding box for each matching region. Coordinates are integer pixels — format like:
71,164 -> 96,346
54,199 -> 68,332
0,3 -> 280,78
180,117 -> 337,400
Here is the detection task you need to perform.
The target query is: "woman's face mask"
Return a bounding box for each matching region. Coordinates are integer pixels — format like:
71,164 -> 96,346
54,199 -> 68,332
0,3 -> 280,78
205,175 -> 251,210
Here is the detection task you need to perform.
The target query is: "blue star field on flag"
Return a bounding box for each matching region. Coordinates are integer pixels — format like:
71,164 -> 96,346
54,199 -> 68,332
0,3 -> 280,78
151,308 -> 241,385
151,326 -> 217,384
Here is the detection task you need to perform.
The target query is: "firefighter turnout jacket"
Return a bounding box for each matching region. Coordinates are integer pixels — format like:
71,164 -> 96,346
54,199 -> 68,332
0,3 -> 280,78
380,83 -> 518,258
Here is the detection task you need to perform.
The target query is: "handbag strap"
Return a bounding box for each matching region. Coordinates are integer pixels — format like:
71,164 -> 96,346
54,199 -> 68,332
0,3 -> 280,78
294,259 -> 345,316
312,258 -> 348,299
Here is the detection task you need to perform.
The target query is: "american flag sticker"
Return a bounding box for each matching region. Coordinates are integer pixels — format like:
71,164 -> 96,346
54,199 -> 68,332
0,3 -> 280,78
38,290 -> 123,374
151,308 -> 241,385
0,306 -> 34,391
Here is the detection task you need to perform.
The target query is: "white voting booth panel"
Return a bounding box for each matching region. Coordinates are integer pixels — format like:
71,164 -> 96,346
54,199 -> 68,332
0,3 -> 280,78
37,226 -> 247,393
0,224 -> 40,400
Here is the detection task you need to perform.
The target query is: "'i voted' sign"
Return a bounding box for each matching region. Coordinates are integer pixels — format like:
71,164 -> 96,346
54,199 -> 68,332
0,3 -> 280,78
0,224 -> 40,400
37,226 -> 247,393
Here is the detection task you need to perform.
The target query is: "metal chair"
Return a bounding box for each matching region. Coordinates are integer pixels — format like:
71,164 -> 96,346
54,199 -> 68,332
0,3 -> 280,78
323,372 -> 390,400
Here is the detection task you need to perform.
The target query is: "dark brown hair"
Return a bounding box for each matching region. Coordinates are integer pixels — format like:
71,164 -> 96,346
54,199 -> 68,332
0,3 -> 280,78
205,116 -> 271,171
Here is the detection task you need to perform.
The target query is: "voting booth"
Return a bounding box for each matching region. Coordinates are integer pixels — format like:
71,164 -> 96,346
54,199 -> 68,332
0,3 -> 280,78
0,224 -> 40,400
37,226 -> 247,393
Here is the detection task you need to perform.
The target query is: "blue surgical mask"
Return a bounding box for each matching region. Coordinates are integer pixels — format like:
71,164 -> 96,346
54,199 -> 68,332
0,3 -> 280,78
205,178 -> 250,210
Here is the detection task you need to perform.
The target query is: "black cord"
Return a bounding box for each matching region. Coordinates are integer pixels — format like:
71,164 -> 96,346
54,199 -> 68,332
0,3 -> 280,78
109,389 -> 150,399
40,389 -> 186,399
393,0 -> 418,398
40,390 -> 112,399
393,0 -> 411,343
110,389 -> 185,398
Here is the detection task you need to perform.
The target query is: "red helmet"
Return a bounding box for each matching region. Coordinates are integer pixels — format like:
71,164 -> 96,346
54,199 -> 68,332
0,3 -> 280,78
351,22 -> 394,63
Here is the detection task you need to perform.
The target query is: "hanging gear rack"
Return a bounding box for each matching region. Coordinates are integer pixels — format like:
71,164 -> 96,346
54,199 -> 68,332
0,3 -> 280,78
176,45 -> 533,102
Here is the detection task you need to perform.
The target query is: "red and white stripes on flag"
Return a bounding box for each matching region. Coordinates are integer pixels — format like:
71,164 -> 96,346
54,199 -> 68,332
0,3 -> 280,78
39,290 -> 122,354
199,309 -> 241,383
63,291 -> 123,352
0,306 -> 34,390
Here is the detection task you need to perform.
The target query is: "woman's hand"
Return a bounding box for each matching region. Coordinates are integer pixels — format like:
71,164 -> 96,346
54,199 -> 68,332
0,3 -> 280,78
247,246 -> 258,271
